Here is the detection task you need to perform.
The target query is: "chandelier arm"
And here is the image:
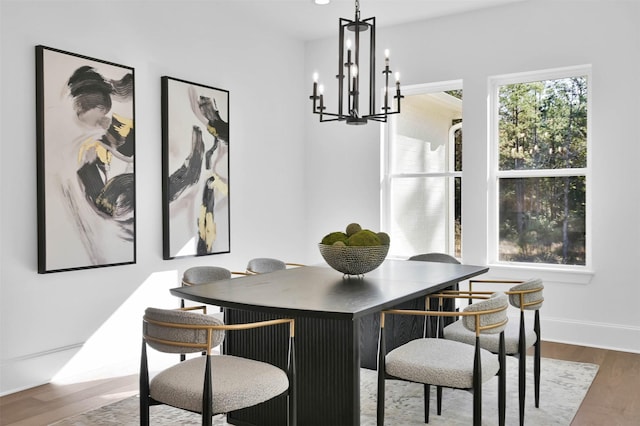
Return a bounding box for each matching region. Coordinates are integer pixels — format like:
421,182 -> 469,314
319,115 -> 343,123
314,110 -> 341,118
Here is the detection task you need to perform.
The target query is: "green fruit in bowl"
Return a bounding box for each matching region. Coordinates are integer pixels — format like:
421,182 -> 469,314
347,229 -> 381,246
345,223 -> 362,237
377,232 -> 391,245
321,231 -> 348,245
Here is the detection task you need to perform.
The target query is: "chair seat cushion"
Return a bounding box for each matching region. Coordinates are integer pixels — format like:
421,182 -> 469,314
150,355 -> 289,414
385,338 -> 500,389
443,318 -> 537,354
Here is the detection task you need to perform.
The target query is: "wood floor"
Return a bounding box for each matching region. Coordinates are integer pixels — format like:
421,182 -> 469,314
540,342 -> 640,425
1,341 -> 639,425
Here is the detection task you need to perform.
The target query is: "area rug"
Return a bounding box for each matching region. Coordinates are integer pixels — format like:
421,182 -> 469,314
51,356 -> 598,425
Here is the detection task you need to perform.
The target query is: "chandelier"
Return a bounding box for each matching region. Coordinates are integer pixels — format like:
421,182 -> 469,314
310,0 -> 403,125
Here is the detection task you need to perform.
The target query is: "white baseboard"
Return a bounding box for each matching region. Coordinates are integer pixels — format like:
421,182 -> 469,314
0,343 -> 83,396
542,317 -> 640,354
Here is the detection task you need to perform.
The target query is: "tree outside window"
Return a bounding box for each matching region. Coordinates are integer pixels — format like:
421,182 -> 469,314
495,73 -> 588,266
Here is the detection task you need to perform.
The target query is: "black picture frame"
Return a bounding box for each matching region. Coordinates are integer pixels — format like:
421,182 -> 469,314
161,76 -> 230,259
36,45 -> 136,273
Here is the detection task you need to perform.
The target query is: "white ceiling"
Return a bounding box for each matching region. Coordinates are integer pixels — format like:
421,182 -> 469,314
28,0 -> 524,41
221,0 -> 525,40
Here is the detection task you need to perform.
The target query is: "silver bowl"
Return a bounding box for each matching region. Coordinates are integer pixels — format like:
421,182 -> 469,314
318,244 -> 389,276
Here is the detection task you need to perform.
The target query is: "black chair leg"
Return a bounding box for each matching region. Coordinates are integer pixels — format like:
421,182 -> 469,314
288,336 -> 297,426
499,332 -> 506,426
377,326 -> 386,426
424,384 -> 431,423
377,378 -> 385,426
436,385 -> 442,415
203,356 -> 213,426
518,313 -> 526,426
473,338 -> 482,426
139,340 -> 150,426
534,309 -> 541,408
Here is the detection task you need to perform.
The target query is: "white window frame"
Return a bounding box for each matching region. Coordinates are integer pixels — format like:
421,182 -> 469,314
381,80 -> 463,259
487,65 -> 593,276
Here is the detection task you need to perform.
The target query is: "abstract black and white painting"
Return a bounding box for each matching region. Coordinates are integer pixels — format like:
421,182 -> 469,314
36,46 -> 136,273
161,77 -> 230,259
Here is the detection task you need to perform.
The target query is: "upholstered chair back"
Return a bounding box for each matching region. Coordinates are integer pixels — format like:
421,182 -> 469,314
461,292 -> 509,335
247,258 -> 287,274
509,279 -> 544,311
182,266 -> 232,286
143,307 -> 225,354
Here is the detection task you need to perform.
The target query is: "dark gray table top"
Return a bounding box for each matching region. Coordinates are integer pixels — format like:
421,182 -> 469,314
170,259 -> 489,320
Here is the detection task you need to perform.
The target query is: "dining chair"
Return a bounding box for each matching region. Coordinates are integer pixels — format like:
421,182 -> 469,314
245,258 -> 305,274
442,278 -> 544,426
181,266 -> 232,305
180,266 -> 248,359
181,265 -> 249,309
407,253 -> 461,338
408,252 -> 460,264
377,292 -> 509,426
140,306 -> 297,426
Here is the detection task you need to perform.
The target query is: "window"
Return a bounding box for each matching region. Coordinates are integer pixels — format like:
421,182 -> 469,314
382,82 -> 462,259
489,67 -> 590,267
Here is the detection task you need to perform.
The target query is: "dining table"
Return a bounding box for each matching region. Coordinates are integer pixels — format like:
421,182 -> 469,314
170,258 -> 489,426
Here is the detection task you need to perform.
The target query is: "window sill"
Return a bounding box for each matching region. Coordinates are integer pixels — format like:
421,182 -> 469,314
484,263 -> 594,284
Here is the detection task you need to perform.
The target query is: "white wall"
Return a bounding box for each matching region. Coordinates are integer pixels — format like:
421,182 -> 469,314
0,1 -> 307,394
304,1 -> 640,351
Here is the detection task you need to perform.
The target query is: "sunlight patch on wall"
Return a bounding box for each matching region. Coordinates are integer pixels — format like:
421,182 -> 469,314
52,270 -> 180,384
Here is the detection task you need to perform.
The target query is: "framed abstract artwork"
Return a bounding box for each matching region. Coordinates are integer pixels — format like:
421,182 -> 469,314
36,45 -> 136,273
161,76 -> 230,259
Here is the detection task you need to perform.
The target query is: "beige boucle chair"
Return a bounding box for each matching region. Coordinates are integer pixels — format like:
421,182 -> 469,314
442,278 -> 544,426
246,258 -> 305,274
180,266 -> 248,359
181,266 -> 246,310
140,307 -> 296,426
377,293 -> 509,426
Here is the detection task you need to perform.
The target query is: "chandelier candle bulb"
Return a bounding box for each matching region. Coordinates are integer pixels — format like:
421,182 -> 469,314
382,54 -> 391,112
312,73 -> 318,97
